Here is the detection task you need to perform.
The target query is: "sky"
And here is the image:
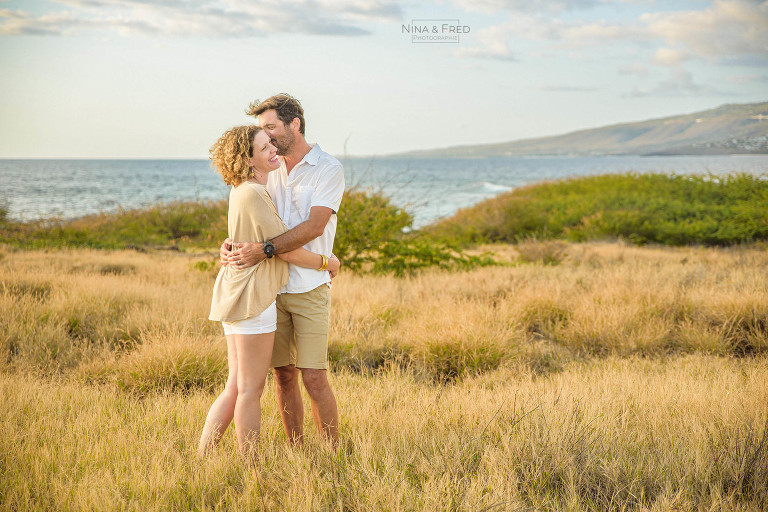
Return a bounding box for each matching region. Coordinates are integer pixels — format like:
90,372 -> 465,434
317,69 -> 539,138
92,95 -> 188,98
0,0 -> 766,158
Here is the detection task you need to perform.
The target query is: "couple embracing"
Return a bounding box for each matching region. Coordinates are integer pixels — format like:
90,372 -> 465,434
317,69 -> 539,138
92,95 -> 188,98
197,94 -> 344,459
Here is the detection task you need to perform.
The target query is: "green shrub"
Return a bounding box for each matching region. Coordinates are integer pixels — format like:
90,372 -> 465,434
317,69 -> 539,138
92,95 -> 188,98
426,172 -> 768,247
0,189 -> 494,275
0,200 -> 228,250
334,187 -> 413,271
335,188 -> 497,276
370,238 -> 496,277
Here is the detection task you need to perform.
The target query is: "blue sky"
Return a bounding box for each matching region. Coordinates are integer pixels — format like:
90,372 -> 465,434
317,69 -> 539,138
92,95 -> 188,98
0,0 -> 766,158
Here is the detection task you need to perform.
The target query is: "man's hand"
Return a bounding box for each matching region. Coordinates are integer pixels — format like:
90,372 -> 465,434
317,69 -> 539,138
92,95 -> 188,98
228,241 -> 266,269
328,254 -> 340,279
219,238 -> 233,266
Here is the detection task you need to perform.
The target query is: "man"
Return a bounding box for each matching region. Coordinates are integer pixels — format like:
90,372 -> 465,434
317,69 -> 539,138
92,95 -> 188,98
221,93 -> 344,447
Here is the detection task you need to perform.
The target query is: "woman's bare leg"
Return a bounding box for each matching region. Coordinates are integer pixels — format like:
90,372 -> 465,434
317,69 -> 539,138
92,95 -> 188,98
233,332 -> 275,460
197,334 -> 238,457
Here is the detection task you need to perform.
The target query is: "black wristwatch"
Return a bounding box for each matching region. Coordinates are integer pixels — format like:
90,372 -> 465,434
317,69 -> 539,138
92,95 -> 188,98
263,240 -> 275,259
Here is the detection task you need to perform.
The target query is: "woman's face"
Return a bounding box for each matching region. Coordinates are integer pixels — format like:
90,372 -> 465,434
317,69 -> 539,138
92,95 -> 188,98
249,130 -> 280,173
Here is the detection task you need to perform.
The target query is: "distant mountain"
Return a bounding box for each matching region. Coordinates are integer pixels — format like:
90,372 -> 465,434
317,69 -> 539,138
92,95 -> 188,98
396,101 -> 768,157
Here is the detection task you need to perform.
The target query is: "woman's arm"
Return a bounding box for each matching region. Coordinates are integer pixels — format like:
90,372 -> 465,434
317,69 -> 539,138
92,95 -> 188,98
278,249 -> 340,275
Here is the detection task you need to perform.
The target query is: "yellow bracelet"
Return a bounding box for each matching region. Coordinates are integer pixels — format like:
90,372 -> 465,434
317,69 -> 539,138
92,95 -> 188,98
317,255 -> 328,271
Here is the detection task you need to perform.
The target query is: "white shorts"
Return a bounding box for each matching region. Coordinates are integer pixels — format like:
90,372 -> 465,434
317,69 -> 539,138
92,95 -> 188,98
222,301 -> 277,335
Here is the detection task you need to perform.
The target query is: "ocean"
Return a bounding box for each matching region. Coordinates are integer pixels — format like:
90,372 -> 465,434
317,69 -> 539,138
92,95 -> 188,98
2,155 -> 767,228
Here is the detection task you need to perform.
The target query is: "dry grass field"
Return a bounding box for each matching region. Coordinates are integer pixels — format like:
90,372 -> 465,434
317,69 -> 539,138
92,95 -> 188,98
1,242 -> 767,511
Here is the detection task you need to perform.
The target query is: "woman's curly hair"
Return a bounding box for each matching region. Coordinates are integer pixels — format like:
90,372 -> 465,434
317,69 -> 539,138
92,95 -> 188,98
209,125 -> 261,186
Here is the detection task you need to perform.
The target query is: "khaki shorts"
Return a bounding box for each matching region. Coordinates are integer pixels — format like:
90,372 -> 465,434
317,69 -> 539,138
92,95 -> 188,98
271,285 -> 331,370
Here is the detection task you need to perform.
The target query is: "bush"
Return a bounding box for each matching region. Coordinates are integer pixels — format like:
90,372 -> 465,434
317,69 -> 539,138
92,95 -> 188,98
0,200 -> 228,250
370,239 -> 496,277
334,188 -> 497,276
334,188 -> 413,272
426,172 -> 768,247
0,188 -> 495,275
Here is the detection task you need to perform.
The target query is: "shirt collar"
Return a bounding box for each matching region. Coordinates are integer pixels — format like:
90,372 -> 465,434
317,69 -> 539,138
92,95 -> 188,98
278,144 -> 321,179
300,143 -> 321,167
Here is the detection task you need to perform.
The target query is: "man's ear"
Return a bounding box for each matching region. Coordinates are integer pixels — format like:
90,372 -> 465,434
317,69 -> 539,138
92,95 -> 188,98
290,117 -> 301,133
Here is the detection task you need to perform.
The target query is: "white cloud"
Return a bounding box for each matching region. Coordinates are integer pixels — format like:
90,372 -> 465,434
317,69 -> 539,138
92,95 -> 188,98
453,23 -> 517,61
445,11 -> 641,53
561,21 -> 639,44
446,1 -> 765,97
619,63 -> 649,76
448,0 -> 597,14
440,0 -> 768,107
0,9 -> 106,36
0,0 -> 404,37
452,0 -> 768,65
629,66 -> 724,97
537,84 -> 598,91
723,72 -> 768,83
652,47 -> 689,66
642,0 -> 768,61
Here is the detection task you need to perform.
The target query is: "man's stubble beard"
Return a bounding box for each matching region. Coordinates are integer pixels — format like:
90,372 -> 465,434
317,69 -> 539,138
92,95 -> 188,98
272,131 -> 295,156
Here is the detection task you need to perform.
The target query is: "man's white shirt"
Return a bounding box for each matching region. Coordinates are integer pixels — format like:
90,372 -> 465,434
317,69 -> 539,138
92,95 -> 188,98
266,143 -> 345,294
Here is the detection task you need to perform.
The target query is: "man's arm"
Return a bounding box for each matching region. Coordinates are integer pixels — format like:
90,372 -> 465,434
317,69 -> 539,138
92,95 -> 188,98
271,205 -> 333,253
226,206 -> 334,268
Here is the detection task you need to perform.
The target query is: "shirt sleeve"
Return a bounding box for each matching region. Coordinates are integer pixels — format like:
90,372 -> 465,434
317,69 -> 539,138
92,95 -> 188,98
310,163 -> 345,213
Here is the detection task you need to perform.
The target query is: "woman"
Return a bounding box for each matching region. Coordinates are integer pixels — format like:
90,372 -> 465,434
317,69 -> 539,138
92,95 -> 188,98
198,125 -> 339,459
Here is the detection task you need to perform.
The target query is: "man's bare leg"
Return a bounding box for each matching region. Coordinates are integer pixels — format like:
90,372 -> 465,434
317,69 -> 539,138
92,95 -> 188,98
273,365 -> 304,444
301,368 -> 339,448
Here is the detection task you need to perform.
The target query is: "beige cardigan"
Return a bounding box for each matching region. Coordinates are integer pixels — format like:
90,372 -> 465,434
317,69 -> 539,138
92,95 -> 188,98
209,182 -> 289,322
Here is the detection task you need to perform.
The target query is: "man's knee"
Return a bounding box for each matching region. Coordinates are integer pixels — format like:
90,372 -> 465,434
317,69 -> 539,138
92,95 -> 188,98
301,369 -> 330,395
273,365 -> 299,388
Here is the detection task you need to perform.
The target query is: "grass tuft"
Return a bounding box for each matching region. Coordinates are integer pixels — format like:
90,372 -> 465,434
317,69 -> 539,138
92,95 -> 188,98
113,335 -> 227,396
515,239 -> 569,266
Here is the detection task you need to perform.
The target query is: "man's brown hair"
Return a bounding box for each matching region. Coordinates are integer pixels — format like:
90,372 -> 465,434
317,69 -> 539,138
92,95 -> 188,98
247,93 -> 305,135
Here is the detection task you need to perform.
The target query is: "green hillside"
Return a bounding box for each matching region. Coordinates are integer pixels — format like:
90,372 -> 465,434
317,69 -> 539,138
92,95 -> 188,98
400,101 -> 768,157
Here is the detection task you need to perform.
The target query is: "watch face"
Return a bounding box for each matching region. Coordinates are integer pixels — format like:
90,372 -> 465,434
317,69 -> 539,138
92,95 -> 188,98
264,242 -> 274,257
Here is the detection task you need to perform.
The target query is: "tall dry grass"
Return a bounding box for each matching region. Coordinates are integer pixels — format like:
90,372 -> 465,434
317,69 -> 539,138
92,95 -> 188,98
329,241 -> 768,379
0,247 -> 221,383
1,243 -> 767,510
2,242 -> 767,381
1,356 -> 766,510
